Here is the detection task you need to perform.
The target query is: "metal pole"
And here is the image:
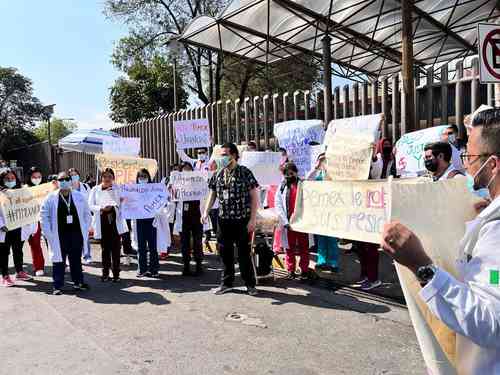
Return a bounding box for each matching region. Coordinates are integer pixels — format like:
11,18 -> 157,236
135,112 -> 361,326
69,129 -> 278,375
173,58 -> 178,112
208,51 -> 214,103
47,116 -> 54,173
322,35 -> 332,126
401,0 -> 416,134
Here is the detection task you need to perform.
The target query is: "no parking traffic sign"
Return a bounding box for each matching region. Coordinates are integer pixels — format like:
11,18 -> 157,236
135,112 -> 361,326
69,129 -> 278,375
478,23 -> 500,83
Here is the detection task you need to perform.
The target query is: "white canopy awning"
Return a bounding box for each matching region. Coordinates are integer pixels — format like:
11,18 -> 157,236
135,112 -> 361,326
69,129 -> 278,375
180,0 -> 500,79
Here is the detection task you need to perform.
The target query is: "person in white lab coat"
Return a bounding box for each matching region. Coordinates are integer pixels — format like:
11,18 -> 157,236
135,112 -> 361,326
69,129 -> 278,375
0,169 -> 35,287
381,107 -> 500,374
88,168 -> 128,282
40,171 -> 92,295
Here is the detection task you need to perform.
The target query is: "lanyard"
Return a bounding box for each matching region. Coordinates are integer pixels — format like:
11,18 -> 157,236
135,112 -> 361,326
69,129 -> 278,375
59,192 -> 72,214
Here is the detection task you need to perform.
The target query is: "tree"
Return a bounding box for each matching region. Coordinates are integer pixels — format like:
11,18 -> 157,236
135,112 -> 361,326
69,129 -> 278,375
34,118 -> 78,143
104,0 -> 229,104
0,67 -> 45,153
109,54 -> 188,123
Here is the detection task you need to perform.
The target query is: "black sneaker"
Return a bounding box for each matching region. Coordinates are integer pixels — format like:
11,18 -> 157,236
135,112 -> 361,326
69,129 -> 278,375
112,277 -> 121,283
101,276 -> 110,282
53,289 -> 63,295
136,272 -> 148,278
150,272 -> 160,279
74,283 -> 90,291
213,285 -> 234,295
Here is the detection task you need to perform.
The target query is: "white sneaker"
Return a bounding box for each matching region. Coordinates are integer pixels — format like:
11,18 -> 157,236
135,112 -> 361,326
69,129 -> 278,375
35,270 -> 44,277
83,258 -> 92,265
123,256 -> 131,266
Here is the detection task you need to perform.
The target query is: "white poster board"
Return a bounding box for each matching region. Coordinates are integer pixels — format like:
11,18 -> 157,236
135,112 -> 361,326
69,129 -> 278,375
170,171 -> 210,202
326,132 -> 373,180
326,113 -> 382,144
240,151 -> 283,186
273,120 -> 325,176
395,126 -> 448,177
174,118 -> 211,150
119,183 -> 169,219
102,137 -> 140,156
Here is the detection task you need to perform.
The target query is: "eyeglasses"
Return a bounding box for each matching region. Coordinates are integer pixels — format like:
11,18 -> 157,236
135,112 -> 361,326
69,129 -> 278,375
460,153 -> 492,165
57,177 -> 71,182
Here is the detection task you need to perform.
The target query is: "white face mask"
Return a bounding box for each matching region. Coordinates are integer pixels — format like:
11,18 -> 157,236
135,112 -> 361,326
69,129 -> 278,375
31,178 -> 42,186
138,178 -> 149,184
4,180 -> 16,189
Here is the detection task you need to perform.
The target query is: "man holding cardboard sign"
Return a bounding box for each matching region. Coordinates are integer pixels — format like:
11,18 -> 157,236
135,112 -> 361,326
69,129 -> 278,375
381,108 -> 500,374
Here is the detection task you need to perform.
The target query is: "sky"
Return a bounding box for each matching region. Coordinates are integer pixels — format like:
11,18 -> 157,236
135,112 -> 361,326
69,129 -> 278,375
0,0 -> 128,130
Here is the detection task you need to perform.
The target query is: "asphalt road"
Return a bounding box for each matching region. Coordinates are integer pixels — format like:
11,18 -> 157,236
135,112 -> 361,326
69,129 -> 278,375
0,244 -> 424,375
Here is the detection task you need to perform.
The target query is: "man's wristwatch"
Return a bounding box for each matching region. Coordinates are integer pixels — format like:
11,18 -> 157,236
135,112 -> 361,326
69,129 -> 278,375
416,264 -> 438,287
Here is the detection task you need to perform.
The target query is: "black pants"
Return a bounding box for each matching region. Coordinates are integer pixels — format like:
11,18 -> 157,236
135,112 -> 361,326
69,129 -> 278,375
121,219 -> 134,255
0,229 -> 24,276
100,215 -> 121,278
217,218 -> 255,288
53,229 -> 84,289
181,214 -> 203,264
205,208 -> 219,241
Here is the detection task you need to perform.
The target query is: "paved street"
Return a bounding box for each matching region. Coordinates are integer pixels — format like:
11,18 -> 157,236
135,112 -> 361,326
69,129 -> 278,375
1,245 -> 424,375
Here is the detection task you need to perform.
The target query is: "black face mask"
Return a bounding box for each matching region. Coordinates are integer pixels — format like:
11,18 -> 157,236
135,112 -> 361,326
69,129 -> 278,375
424,159 -> 438,172
382,147 -> 392,156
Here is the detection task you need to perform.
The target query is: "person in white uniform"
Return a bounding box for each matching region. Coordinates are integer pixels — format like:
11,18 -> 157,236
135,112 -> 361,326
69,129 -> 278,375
423,141 -> 464,181
381,107 -> 500,374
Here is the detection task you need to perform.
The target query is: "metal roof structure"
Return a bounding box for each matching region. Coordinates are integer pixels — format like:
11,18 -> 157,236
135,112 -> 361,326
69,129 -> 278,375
180,0 -> 500,80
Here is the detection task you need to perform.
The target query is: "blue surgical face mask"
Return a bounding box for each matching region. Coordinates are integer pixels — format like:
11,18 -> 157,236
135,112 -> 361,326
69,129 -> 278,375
138,178 -> 149,184
58,180 -> 72,190
466,174 -> 491,200
71,175 -> 80,183
4,180 -> 16,189
217,155 -> 231,169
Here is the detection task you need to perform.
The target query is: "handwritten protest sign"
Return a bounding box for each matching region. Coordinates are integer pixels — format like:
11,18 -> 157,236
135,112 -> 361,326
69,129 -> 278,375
395,126 -> 448,177
310,144 -> 326,171
326,132 -> 373,180
170,171 -> 210,202
119,183 -> 168,219
290,180 -> 389,243
95,154 -> 158,184
273,120 -> 325,176
326,113 -> 383,144
0,183 -> 55,230
390,177 -> 478,374
174,119 -> 211,150
240,151 -> 282,186
102,137 -> 140,156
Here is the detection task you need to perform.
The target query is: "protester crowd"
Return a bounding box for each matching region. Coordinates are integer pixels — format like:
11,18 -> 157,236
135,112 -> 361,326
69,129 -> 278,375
2,106 -> 500,372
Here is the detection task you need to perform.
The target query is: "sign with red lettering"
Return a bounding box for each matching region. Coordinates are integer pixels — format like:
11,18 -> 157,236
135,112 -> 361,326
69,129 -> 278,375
478,23 -> 500,83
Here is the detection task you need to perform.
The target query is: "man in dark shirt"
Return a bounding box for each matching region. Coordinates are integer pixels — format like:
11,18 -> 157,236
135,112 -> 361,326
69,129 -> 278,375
204,143 -> 260,296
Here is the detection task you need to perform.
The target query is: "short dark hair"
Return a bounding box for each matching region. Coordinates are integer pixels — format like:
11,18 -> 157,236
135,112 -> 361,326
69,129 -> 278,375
136,168 -> 152,183
471,108 -> 500,155
181,162 -> 193,171
424,141 -> 452,162
101,168 -> 115,179
221,142 -> 239,160
278,147 -> 287,154
196,148 -> 208,153
248,141 -> 257,149
447,124 -> 459,133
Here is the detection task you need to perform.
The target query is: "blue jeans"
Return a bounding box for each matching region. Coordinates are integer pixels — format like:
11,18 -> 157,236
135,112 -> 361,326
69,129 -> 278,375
53,230 -> 84,289
316,235 -> 339,268
136,218 -> 159,274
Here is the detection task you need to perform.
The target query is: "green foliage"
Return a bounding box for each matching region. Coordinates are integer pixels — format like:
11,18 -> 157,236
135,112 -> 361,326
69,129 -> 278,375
109,55 -> 188,123
34,118 -> 78,143
0,67 -> 45,153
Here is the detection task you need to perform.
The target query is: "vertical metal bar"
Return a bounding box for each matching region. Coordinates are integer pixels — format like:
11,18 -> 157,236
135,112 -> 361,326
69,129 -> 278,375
361,82 -> 368,115
234,99 -> 241,145
293,90 -> 300,120
371,80 -> 379,114
455,60 -> 465,139
322,35 -> 332,124
352,83 -> 359,117
381,77 -> 389,138
343,85 -> 349,118
244,97 -> 250,143
226,99 -> 232,142
471,57 -> 480,112
216,101 -> 222,145
273,93 -> 279,149
282,92 -> 289,122
441,65 -> 449,124
333,86 -> 340,119
263,94 -> 270,149
253,96 -> 260,146
426,67 -> 434,128
315,91 -> 321,120
392,73 -> 400,140
304,90 -> 310,120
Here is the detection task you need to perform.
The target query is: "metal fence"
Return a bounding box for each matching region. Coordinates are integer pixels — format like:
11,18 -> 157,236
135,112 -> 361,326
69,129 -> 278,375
53,58 -> 494,179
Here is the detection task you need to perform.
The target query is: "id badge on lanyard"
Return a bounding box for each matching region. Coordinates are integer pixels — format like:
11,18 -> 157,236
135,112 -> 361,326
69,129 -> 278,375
66,215 -> 73,224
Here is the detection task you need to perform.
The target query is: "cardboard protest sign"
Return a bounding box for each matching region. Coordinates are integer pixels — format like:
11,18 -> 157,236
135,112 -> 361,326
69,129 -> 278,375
326,132 -> 373,180
290,180 -> 389,243
240,151 -> 282,186
120,183 -> 168,219
0,183 -> 55,230
395,126 -> 448,177
102,137 -> 140,156
169,171 -> 210,202
174,119 -> 211,150
326,113 -> 383,144
95,154 -> 158,184
390,177 -> 478,375
273,120 -> 325,176
310,144 -> 326,171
